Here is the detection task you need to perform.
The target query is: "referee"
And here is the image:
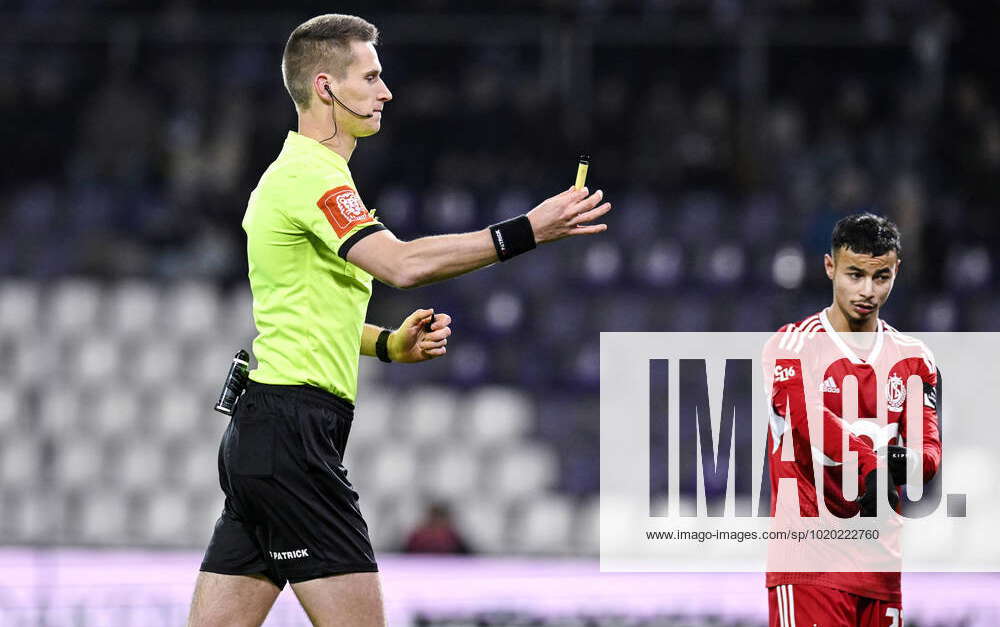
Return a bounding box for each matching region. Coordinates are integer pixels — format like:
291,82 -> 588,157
188,14 -> 612,627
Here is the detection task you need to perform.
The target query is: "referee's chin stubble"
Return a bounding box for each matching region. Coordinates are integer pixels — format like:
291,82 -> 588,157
355,116 -> 382,137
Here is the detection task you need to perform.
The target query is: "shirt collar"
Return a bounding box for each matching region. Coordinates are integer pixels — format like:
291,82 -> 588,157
284,131 -> 350,171
819,307 -> 884,364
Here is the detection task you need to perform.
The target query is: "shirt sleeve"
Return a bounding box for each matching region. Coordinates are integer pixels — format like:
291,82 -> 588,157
900,346 -> 942,483
281,173 -> 386,258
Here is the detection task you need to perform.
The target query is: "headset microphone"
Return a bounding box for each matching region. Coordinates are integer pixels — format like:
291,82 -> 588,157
324,85 -> 374,119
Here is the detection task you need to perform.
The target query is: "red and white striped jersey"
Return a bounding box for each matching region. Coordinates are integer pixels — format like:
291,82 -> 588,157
762,308 -> 941,602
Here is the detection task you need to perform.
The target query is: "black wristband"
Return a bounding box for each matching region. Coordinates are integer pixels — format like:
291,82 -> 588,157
376,328 -> 392,363
489,215 -> 536,261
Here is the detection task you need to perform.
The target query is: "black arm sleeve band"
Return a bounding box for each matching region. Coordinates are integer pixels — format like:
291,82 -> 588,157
376,328 -> 392,363
488,215 -> 536,262
338,223 -> 388,260
923,380 -> 937,410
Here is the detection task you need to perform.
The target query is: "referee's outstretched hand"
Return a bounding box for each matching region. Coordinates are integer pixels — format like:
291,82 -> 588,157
526,186 -> 612,244
388,308 -> 452,363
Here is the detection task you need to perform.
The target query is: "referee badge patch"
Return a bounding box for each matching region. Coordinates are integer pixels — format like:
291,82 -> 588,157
317,186 -> 375,238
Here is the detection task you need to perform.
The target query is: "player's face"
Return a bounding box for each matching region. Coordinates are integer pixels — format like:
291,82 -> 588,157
824,247 -> 900,324
332,41 -> 393,138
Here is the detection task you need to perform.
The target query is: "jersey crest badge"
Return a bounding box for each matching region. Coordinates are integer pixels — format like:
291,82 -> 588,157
317,186 -> 375,238
886,373 -> 906,412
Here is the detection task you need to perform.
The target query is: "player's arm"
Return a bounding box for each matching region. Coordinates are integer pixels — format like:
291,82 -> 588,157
916,369 -> 942,481
887,356 -> 942,485
359,323 -> 382,358
359,311 -> 452,363
345,186 -> 611,289
763,331 -> 880,490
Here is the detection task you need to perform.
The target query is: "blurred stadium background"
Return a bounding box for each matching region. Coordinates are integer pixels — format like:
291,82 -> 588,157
1,0 -> 998,625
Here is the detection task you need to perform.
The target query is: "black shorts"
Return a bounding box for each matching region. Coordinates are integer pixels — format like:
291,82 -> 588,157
200,381 -> 378,588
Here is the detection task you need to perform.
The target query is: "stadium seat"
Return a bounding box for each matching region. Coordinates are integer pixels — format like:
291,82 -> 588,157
77,490 -> 129,544
480,291 -> 525,334
453,496 -> 509,554
128,338 -> 183,388
91,387 -> 142,439
10,332 -> 60,385
150,384 -> 207,440
706,242 -> 746,285
0,436 -> 43,492
419,443 -> 481,501
581,241 -> 624,285
37,386 -> 83,436
395,385 -> 458,445
0,281 -> 39,333
116,441 -> 165,492
46,280 -> 103,337
144,490 -> 191,545
51,436 -> 106,490
356,440 -> 418,498
106,281 -> 161,338
4,488 -> 62,543
485,442 -> 558,501
72,335 -> 120,386
0,385 -> 21,435
460,386 -> 533,446
348,389 -> 395,451
161,282 -> 219,338
509,493 -> 576,554
176,438 -> 220,490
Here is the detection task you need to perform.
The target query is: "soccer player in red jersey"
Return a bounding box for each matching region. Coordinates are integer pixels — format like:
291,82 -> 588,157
763,213 -> 941,626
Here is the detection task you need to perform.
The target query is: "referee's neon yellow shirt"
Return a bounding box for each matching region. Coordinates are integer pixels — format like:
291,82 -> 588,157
243,131 -> 386,403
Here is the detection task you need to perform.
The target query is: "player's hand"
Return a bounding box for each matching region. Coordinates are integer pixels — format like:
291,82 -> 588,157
884,445 -> 918,486
857,469 -> 900,517
388,308 -> 452,363
526,186 -> 612,244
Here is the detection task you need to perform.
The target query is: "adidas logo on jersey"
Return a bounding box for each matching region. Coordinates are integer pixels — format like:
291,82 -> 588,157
820,377 -> 840,394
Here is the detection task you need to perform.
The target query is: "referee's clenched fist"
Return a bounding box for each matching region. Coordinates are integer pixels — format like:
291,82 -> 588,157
387,309 -> 452,362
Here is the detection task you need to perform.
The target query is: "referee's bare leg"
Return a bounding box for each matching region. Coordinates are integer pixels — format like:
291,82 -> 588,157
187,572 -> 281,627
291,572 -> 387,627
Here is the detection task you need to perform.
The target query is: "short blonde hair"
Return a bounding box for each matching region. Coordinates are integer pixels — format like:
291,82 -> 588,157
281,14 -> 379,111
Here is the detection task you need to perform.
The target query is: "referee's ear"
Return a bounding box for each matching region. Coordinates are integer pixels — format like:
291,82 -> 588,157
312,73 -> 337,107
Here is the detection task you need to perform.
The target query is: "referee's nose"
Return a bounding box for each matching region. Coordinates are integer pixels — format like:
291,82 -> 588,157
379,80 -> 393,103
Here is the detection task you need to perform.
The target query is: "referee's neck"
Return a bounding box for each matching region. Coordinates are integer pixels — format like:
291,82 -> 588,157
298,117 -> 356,162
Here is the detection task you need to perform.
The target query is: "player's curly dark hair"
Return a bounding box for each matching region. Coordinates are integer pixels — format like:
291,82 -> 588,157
282,14 -> 379,112
831,212 -> 902,257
